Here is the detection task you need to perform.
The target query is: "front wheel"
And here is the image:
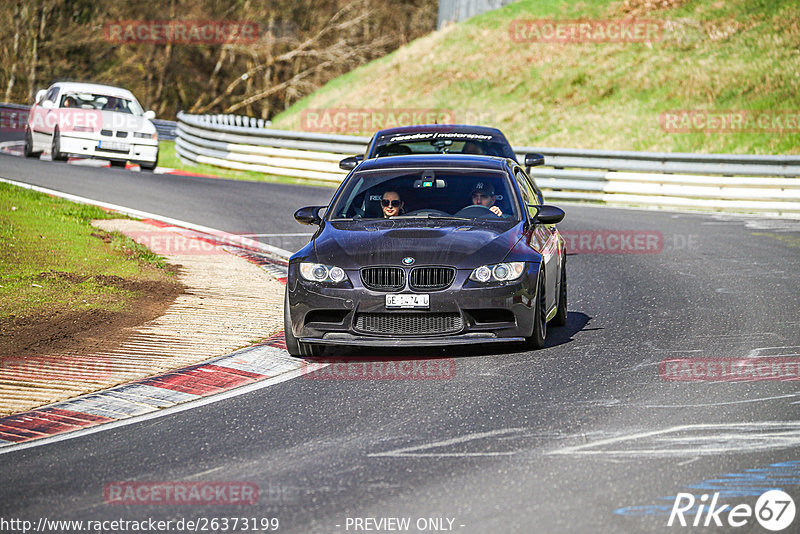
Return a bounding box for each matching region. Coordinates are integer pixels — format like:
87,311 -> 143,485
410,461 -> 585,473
524,268 -> 547,349
284,290 -> 323,357
24,129 -> 41,158
51,129 -> 66,161
139,158 -> 157,171
551,257 -> 567,327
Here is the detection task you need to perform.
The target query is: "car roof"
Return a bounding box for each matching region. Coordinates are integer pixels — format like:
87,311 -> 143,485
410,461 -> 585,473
372,124 -> 507,139
51,82 -> 137,100
355,154 -> 514,172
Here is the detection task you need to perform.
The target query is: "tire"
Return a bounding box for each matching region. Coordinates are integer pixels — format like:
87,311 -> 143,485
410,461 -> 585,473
144,148 -> 159,170
284,289 -> 323,358
51,128 -> 66,161
551,257 -> 567,327
24,129 -> 41,158
524,268 -> 547,349
135,148 -> 158,171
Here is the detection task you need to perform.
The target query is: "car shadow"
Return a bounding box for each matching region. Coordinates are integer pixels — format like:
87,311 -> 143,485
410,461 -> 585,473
307,311 -> 594,362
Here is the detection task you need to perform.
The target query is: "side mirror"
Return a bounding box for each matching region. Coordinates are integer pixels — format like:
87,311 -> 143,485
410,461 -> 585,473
339,155 -> 362,171
524,153 -> 545,167
41,100 -> 55,109
531,205 -> 565,225
144,110 -> 156,120
35,89 -> 47,104
294,205 -> 325,225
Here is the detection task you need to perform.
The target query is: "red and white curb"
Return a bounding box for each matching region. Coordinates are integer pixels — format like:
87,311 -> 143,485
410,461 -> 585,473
0,334 -> 299,447
0,177 -> 305,453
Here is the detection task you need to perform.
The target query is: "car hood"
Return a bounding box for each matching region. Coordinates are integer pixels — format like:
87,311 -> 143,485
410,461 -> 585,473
313,219 -> 522,269
100,110 -> 155,133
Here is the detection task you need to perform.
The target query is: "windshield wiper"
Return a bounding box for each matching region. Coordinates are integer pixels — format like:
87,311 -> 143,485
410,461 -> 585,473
400,214 -> 471,220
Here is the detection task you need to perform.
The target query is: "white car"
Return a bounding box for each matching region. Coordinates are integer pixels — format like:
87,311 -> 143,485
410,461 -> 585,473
24,82 -> 159,169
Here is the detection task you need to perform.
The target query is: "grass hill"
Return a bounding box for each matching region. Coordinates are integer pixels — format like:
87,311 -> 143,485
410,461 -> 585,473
272,0 -> 800,154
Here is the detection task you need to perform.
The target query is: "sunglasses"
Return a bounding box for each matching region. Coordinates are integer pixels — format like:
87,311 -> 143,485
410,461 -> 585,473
381,199 -> 402,207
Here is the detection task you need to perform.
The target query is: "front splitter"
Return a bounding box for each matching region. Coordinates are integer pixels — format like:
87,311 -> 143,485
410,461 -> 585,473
301,334 -> 525,347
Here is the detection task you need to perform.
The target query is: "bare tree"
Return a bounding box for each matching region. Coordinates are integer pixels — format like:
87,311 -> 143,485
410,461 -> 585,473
0,0 -> 436,117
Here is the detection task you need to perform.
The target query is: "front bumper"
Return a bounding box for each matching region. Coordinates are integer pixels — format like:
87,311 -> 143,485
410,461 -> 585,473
287,265 -> 539,347
60,133 -> 158,164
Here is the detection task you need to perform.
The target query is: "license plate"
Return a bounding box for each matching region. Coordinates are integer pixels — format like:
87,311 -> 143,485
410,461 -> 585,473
97,141 -> 130,152
385,294 -> 429,309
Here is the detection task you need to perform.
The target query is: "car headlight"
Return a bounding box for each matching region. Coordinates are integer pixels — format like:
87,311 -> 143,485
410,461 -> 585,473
300,262 -> 347,284
469,262 -> 525,283
133,132 -> 157,139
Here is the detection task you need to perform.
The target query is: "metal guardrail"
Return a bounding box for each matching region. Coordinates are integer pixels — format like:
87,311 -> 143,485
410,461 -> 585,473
0,103 -> 31,135
176,112 -> 368,182
152,119 -> 177,141
516,146 -> 800,177
176,111 -> 800,216
0,103 -> 177,141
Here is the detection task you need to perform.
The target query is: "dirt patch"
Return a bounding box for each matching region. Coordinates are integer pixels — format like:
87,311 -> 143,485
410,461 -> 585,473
0,271 -> 184,357
37,268 -> 182,291
0,218 -> 286,416
619,0 -> 688,16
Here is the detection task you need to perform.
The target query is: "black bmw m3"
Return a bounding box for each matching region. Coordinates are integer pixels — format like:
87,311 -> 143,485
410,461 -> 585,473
284,154 -> 567,357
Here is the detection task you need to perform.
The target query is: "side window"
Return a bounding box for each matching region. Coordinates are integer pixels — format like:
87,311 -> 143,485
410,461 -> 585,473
45,87 -> 59,104
515,171 -> 531,204
515,170 -> 538,218
527,175 -> 544,205
517,169 -> 543,205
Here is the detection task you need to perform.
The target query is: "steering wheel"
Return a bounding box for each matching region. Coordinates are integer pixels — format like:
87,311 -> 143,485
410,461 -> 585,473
403,209 -> 452,217
453,204 -> 500,218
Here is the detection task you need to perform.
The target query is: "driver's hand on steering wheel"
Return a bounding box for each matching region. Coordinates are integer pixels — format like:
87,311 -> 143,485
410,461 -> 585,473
489,206 -> 502,216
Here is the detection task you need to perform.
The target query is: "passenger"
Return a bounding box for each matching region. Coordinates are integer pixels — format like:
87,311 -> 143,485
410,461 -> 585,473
462,141 -> 485,154
470,181 -> 502,216
62,96 -> 77,108
102,97 -> 123,111
381,191 -> 404,218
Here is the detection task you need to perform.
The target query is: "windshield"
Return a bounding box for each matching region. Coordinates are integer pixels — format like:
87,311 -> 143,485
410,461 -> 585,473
59,92 -> 144,116
371,132 -> 516,160
329,168 -> 520,221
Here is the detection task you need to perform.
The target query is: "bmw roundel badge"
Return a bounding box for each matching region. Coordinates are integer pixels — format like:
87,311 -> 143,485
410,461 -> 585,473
402,257 -> 415,266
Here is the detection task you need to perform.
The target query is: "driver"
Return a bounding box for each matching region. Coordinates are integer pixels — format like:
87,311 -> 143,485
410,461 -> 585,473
381,190 -> 404,218
470,181 -> 502,216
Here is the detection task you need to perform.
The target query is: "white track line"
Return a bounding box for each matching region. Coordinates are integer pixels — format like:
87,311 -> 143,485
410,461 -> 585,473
0,176 -> 293,259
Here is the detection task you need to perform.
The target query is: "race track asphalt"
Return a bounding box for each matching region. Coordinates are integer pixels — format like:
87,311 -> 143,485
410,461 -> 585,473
2,151 -> 800,533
